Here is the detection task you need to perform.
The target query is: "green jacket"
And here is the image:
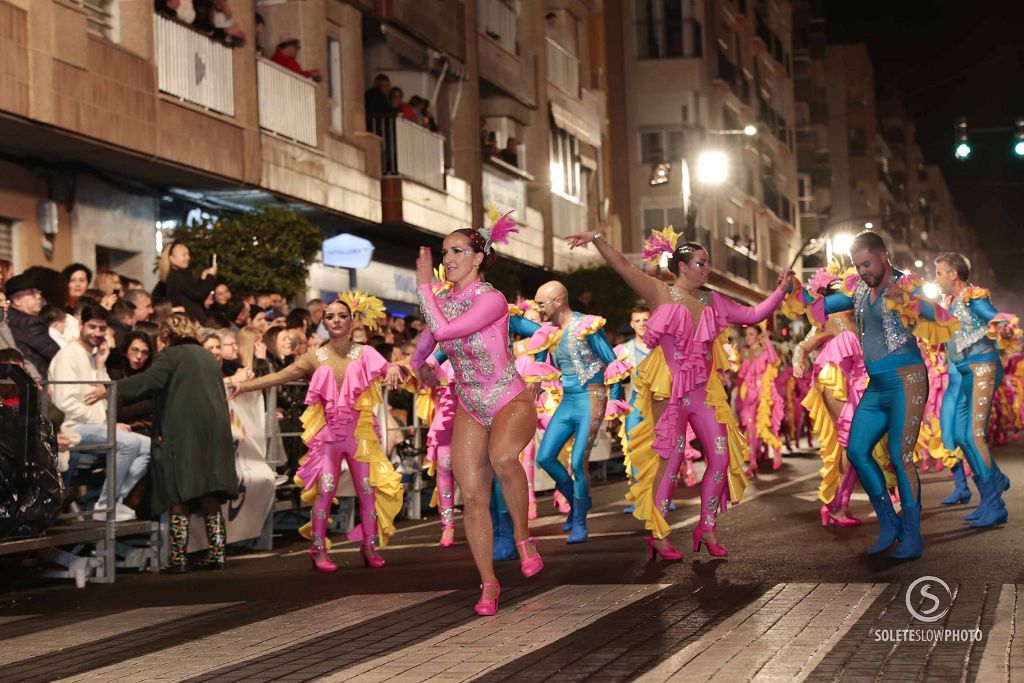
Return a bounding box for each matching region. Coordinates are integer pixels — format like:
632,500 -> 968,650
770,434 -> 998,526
117,340 -> 238,517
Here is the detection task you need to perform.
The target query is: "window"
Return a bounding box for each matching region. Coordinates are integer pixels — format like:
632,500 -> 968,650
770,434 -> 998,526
798,173 -> 814,214
635,0 -> 702,59
479,0 -> 519,54
327,37 -> 343,133
72,0 -> 118,42
639,129 -> 684,164
849,127 -> 868,156
643,207 -> 687,234
550,126 -> 581,200
0,220 -> 12,263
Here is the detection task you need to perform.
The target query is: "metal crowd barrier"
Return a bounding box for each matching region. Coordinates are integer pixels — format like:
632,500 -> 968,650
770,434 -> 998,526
0,379 -> 161,587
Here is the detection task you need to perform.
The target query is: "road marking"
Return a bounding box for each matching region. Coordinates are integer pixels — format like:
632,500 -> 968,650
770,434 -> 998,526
320,584 -> 667,682
637,582 -> 887,682
0,604 -> 235,666
976,584 -> 1018,682
55,592 -> 449,682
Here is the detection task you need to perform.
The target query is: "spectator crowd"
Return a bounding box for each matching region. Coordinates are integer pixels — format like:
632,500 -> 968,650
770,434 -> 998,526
0,246 -> 423,534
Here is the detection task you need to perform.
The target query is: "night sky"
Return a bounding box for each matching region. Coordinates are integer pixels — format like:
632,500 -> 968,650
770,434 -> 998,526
824,1 -> 1024,293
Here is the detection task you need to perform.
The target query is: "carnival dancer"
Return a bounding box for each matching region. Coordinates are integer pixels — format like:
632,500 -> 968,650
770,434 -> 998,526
615,306 -> 653,513
792,267 -> 896,528
735,323 -> 785,474
233,293 -> 405,571
794,232 -> 960,559
410,212 -> 543,617
416,351 -> 458,547
566,226 -> 794,559
916,341 -> 951,473
934,252 -> 1020,527
531,281 -> 630,544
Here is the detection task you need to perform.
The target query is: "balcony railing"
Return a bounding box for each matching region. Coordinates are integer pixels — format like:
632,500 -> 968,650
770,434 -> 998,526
478,0 -> 517,54
369,116 -> 445,191
546,37 -> 579,96
551,193 -> 586,237
154,13 -> 234,116
257,58 -> 317,147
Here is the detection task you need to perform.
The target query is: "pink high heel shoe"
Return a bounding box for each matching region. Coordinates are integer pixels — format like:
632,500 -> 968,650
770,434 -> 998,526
528,501 -> 538,520
819,505 -> 832,527
516,537 -> 544,578
475,582 -> 501,616
307,549 -> 338,573
644,535 -> 683,561
359,545 -> 386,569
692,526 -> 728,557
821,506 -> 863,528
439,526 -> 455,548
553,491 -> 571,514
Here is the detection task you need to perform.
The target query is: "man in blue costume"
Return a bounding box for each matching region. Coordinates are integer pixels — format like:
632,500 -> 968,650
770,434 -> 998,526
534,281 -> 623,543
934,252 -> 1015,527
615,306 -> 652,514
799,231 -> 958,559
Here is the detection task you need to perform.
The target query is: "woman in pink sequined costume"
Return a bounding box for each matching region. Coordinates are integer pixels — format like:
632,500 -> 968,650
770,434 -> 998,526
735,324 -> 785,475
417,353 -> 459,546
411,214 -> 543,616
566,227 -> 794,558
235,294 -> 405,572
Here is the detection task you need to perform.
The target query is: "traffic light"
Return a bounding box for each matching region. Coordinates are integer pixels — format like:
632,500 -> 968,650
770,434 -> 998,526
954,117 -> 972,160
1014,117 -> 1024,157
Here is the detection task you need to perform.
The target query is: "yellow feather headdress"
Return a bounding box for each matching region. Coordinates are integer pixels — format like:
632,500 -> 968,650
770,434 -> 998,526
337,290 -> 387,331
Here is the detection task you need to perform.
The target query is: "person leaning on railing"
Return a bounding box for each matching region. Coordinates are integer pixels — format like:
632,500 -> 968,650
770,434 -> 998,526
99,313 -> 239,573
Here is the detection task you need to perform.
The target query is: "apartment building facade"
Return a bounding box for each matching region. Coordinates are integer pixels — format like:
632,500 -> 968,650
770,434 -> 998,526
0,0 -> 613,306
604,0 -> 801,303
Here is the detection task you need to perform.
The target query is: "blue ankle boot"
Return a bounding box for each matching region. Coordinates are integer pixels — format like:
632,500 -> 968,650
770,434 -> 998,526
940,463 -> 971,505
566,496 -> 591,544
890,506 -> 924,559
965,473 -> 987,521
867,493 -> 902,555
493,510 -> 518,561
969,476 -> 1009,528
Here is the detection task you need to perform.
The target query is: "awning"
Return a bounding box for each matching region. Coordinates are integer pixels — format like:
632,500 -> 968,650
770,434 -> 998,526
550,101 -> 601,147
381,24 -> 468,81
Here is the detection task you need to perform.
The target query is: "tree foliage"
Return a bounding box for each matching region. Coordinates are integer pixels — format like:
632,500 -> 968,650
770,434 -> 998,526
171,208 -> 323,298
562,264 -> 644,334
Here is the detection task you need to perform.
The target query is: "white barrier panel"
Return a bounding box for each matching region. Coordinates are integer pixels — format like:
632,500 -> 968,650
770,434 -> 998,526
257,57 -> 318,147
153,14 -> 234,116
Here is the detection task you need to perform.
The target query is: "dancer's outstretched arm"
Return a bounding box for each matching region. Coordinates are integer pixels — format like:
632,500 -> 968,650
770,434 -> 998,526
565,232 -> 664,306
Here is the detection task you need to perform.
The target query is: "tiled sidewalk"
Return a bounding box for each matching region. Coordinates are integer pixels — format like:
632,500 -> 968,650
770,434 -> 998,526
0,582 -> 1018,681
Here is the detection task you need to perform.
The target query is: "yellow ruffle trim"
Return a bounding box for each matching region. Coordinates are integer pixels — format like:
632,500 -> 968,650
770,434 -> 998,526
295,384 -> 404,548
910,316 -> 960,346
754,361 -> 782,451
802,373 -> 843,505
573,316 -> 607,339
624,338 -> 748,539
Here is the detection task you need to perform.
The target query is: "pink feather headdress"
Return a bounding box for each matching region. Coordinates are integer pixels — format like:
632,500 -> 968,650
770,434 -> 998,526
479,210 -> 519,254
641,226 -> 682,264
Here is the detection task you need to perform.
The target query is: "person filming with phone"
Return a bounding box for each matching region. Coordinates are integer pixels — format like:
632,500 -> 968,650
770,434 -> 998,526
160,241 -> 217,324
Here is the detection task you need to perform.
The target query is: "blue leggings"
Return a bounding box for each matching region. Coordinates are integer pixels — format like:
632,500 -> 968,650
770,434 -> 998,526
847,357 -> 928,507
950,354 -> 1001,482
537,384 -> 605,499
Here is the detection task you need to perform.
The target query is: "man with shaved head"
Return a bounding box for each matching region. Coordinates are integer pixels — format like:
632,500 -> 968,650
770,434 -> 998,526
533,280 -> 624,543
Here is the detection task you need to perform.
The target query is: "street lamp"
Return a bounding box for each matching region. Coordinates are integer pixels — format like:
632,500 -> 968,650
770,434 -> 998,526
743,124 -> 758,137
922,282 -> 940,300
696,151 -> 729,184
832,232 -> 855,256
864,222 -> 874,229
914,259 -> 924,268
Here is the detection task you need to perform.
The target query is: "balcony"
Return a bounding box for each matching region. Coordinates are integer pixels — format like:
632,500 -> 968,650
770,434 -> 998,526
369,116 -> 445,190
478,0 -> 517,54
725,238 -> 759,285
551,193 -> 586,238
257,58 -> 317,147
153,13 -> 234,116
546,37 -> 579,96
376,0 -> 466,61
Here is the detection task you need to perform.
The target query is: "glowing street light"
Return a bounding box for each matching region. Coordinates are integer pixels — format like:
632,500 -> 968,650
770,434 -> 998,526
922,282 -> 940,300
914,259 -> 924,268
832,232 -> 855,256
743,124 -> 758,137
864,222 -> 874,229
696,151 -> 729,184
